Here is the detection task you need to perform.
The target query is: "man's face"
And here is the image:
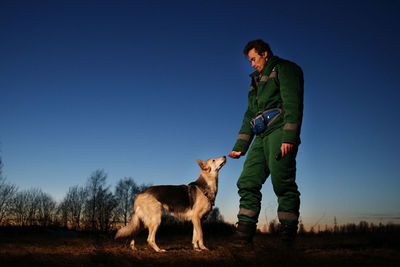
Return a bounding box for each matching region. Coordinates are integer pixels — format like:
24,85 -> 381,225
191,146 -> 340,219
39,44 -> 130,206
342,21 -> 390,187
248,48 -> 268,72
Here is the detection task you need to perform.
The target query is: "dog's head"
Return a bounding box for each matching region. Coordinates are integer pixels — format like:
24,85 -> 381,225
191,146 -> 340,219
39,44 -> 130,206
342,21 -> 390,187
196,156 -> 226,174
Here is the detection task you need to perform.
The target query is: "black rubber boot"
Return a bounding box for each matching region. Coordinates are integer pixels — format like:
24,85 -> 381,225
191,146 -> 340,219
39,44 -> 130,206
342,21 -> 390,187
231,221 -> 256,249
279,223 -> 298,247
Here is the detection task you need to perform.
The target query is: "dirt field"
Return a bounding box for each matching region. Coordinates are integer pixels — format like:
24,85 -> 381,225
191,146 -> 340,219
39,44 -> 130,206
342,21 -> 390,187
1,227 -> 399,266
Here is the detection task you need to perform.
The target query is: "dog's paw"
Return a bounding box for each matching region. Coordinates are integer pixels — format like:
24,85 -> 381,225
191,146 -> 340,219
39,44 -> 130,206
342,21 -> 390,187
194,246 -> 208,251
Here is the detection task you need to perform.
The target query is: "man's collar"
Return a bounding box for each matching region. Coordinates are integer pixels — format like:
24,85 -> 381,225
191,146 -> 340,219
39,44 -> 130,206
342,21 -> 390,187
249,56 -> 279,77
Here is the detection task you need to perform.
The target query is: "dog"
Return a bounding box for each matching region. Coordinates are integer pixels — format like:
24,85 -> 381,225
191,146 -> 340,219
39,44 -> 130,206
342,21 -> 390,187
115,156 -> 226,252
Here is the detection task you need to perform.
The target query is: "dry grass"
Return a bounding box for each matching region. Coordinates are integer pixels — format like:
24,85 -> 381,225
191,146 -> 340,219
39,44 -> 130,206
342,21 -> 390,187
1,227 -> 399,266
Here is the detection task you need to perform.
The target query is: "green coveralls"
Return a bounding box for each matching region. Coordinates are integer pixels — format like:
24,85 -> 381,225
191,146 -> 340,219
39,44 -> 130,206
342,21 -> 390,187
233,55 -> 304,226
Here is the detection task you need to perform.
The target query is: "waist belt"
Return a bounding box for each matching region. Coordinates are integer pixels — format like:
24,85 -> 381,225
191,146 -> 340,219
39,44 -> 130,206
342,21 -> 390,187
250,108 -> 282,134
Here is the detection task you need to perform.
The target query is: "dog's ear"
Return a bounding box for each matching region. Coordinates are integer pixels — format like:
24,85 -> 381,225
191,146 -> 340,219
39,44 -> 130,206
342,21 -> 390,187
196,160 -> 209,171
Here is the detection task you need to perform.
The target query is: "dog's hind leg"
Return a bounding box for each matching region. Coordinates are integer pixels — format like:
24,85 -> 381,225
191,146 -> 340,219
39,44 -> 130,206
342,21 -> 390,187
146,217 -> 165,252
142,204 -> 164,252
130,239 -> 136,250
135,193 -> 165,252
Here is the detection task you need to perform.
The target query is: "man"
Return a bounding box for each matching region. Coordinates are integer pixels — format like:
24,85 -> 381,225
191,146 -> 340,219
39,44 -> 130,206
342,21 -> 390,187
228,39 -> 304,246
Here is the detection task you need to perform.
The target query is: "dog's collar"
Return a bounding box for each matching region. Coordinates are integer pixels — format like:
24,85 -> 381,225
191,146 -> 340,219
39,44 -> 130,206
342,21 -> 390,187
188,182 -> 215,207
198,186 -> 215,207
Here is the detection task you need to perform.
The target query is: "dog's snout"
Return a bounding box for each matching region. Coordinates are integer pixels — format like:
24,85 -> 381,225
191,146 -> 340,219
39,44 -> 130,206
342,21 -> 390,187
220,156 -> 227,166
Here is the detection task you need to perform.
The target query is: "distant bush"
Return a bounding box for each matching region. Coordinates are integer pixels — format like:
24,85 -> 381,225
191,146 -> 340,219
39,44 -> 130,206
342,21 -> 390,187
302,221 -> 400,236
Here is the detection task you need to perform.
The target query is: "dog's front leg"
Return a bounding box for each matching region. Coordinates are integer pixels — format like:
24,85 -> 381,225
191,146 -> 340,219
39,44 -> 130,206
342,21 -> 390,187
192,216 -> 208,251
192,224 -> 199,250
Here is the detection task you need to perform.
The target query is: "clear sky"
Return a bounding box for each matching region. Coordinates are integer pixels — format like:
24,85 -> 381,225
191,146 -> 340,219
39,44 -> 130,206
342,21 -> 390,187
1,0 -> 399,228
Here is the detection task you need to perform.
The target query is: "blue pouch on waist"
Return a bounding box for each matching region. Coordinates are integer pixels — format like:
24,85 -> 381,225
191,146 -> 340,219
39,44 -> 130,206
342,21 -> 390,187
250,108 -> 282,134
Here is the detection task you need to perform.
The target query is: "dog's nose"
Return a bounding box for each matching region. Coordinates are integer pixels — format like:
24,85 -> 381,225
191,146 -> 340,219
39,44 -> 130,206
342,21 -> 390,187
223,156 -> 226,159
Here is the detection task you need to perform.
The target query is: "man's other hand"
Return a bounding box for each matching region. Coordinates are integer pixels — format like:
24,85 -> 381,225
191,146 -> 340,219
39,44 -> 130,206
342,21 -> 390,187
280,143 -> 294,157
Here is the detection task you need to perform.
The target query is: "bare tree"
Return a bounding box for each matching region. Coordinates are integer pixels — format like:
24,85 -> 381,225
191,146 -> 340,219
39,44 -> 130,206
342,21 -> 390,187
58,199 -> 69,228
37,190 -> 57,227
26,188 -> 42,225
58,185 -> 87,229
84,170 -> 107,230
0,157 -> 17,224
12,190 -> 30,226
96,188 -> 117,232
114,177 -> 140,225
12,188 -> 42,226
83,169 -> 117,231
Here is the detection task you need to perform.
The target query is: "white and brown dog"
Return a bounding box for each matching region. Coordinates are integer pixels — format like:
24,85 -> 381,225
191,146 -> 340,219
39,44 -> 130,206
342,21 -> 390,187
115,156 -> 226,252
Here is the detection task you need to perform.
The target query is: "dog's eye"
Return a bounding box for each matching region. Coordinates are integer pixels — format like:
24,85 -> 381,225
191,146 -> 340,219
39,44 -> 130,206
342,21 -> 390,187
213,160 -> 215,162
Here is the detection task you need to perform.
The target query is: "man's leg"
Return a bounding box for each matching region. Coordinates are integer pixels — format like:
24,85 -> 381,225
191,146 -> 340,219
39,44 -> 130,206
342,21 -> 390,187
267,128 -> 300,244
235,137 -> 269,243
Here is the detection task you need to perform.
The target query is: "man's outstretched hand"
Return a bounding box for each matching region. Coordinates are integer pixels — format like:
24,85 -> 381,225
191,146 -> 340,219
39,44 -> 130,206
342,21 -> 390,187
228,151 -> 242,159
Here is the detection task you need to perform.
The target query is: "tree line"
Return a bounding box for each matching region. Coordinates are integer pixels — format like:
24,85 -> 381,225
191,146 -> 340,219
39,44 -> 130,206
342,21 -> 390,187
0,168 -> 146,231
1,157 -> 398,234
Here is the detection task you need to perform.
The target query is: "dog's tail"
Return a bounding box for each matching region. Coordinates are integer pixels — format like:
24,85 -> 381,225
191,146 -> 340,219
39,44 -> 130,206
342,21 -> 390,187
115,210 -> 141,239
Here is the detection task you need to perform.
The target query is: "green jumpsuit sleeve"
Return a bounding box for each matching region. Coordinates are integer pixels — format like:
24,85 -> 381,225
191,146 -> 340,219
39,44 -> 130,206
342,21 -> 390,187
278,62 -> 304,145
232,101 -> 255,155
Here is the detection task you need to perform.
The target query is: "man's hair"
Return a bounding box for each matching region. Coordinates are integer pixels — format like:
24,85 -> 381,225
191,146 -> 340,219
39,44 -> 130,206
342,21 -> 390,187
243,39 -> 273,58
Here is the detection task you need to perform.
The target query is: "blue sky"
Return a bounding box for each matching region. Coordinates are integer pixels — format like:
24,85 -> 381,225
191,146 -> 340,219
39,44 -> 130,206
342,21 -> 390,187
1,0 -> 399,228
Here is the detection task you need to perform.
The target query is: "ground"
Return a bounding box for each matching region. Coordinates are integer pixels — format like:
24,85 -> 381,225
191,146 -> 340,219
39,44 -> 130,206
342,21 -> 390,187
0,227 -> 399,266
